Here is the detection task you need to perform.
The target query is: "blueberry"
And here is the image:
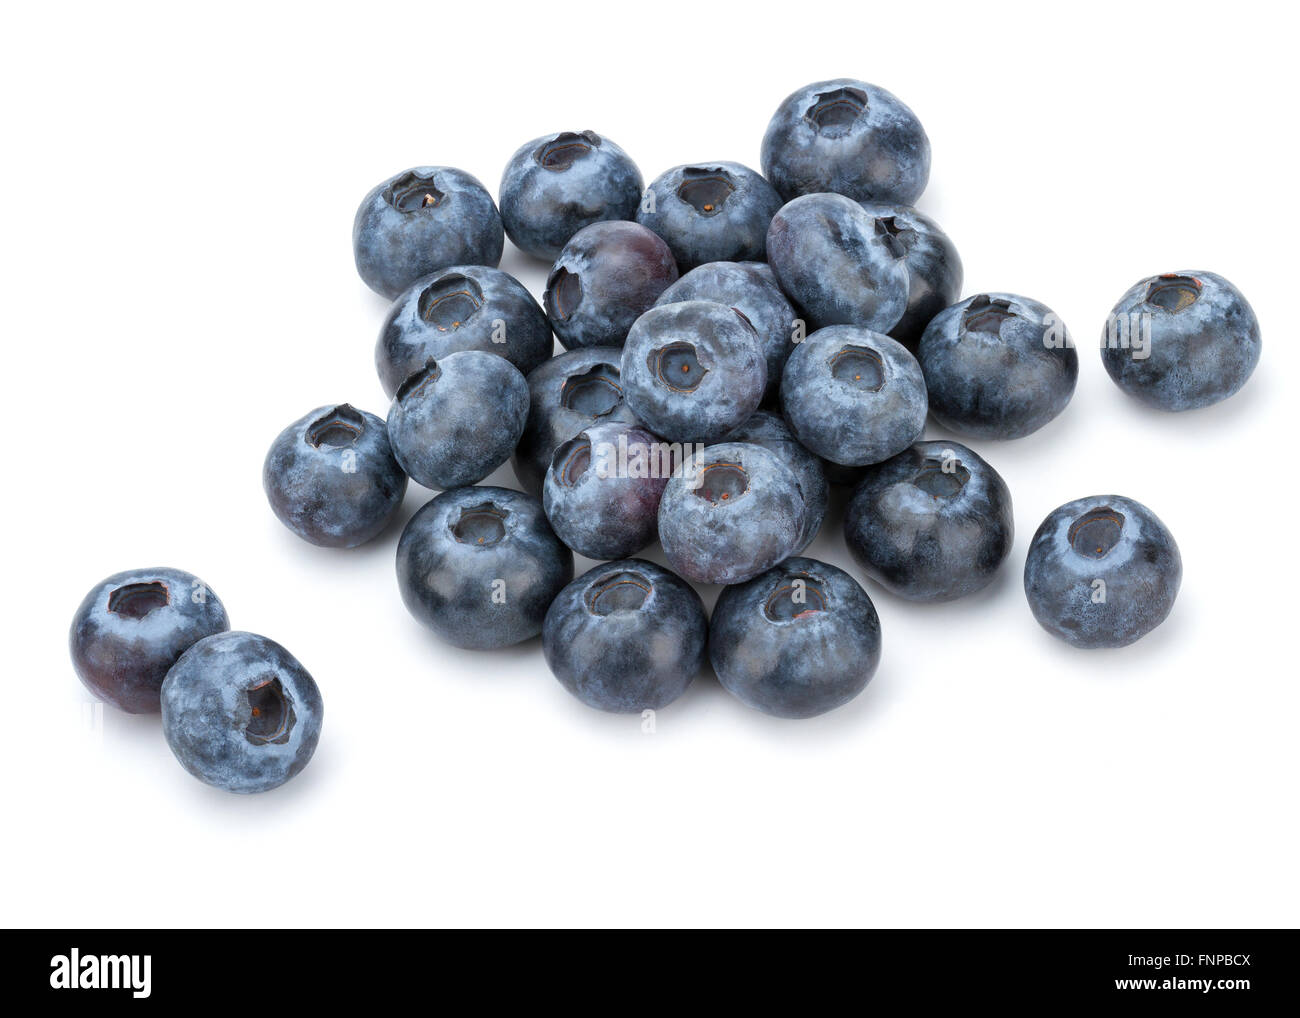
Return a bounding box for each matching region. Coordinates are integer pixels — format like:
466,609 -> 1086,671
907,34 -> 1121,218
766,193 -> 910,332
1101,271 -> 1260,412
918,293 -> 1078,440
69,568 -> 230,714
376,265 -> 552,399
499,131 -> 643,261
264,404 -> 407,548
387,351 -> 529,490
396,486 -> 574,649
781,326 -> 927,466
858,202 -> 963,351
543,421 -> 670,560
719,410 -> 827,552
658,442 -> 803,585
543,559 -> 706,713
844,441 -> 1013,602
1024,495 -> 1181,649
709,557 -> 881,719
655,261 -> 798,403
512,347 -> 640,496
622,301 -> 766,444
635,162 -> 783,269
761,79 -> 930,204
544,221 -> 679,349
161,631 -> 323,794
353,167 -> 503,299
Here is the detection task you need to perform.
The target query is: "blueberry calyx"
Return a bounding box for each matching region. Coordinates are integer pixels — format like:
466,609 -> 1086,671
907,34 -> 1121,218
1144,274 -> 1202,313
106,581 -> 170,620
1068,506 -> 1126,559
534,131 -> 602,171
693,461 -> 749,505
306,405 -> 365,449
650,342 -> 708,393
554,435 -> 593,487
395,359 -> 443,403
559,364 -> 624,417
962,295 -> 1018,337
451,502 -> 510,546
382,170 -> 445,212
244,677 -> 294,746
763,571 -> 828,622
676,167 -> 736,215
584,570 -> 653,615
872,216 -> 913,259
911,457 -> 971,498
829,345 -> 885,391
418,273 -> 485,332
804,86 -> 868,132
545,266 -> 583,321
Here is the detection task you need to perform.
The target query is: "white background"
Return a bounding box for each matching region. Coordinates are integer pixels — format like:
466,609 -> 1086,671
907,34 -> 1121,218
4,1 -> 1295,928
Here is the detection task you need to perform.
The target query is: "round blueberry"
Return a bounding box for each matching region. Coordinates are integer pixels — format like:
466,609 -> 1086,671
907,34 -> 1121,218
761,78 -> 930,204
544,221 -> 679,350
499,131 -> 643,261
858,202 -> 963,351
845,441 -> 1013,602
512,347 -> 641,497
543,560 -> 706,713
781,326 -> 927,466
353,167 -> 504,300
635,162 -> 783,269
161,631 -> 323,794
1100,270 -> 1260,412
376,265 -> 552,399
396,486 -> 574,650
766,193 -> 910,332
543,421 -> 670,560
263,404 -> 407,548
387,351 -> 529,491
1024,495 -> 1181,649
655,261 -> 798,404
69,567 -> 231,714
709,557 -> 881,719
622,301 -> 766,444
918,293 -> 1078,440
658,442 -> 804,586
719,410 -> 827,552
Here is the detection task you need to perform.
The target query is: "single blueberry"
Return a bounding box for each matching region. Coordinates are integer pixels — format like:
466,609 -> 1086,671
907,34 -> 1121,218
263,404 -> 407,548
512,347 -> 641,496
719,410 -> 827,552
709,556 -> 881,719
387,351 -> 529,490
544,221 -> 679,349
635,162 -> 783,269
376,265 -> 552,398
161,631 -> 323,794
858,202 -> 963,351
1100,270 -> 1260,411
543,559 -> 706,713
781,325 -> 927,466
543,421 -> 670,560
761,78 -> 930,204
1024,495 -> 1181,649
655,261 -> 798,404
69,567 -> 231,714
844,441 -> 1013,602
658,442 -> 804,585
396,486 -> 574,649
499,130 -> 643,261
353,167 -> 503,299
918,293 -> 1078,440
766,193 -> 910,332
622,301 -> 766,444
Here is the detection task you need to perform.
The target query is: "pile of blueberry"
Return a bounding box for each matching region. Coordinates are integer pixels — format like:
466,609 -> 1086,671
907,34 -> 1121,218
70,77 -> 1261,790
